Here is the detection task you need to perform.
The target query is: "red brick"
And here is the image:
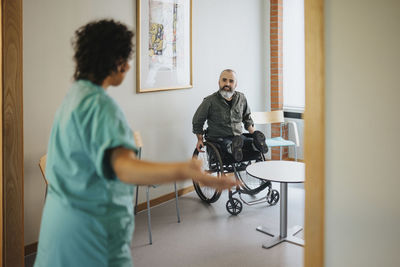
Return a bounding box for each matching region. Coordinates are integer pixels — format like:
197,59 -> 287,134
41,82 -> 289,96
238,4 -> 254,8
270,39 -> 282,46
271,0 -> 283,5
271,69 -> 283,75
270,28 -> 282,35
271,63 -> 283,68
271,80 -> 283,87
270,22 -> 279,28
271,4 -> 283,12
270,51 -> 283,58
271,75 -> 281,81
270,11 -> 283,17
270,57 -> 283,63
270,33 -> 283,39
270,45 -> 280,51
271,104 -> 283,110
271,87 -> 283,92
270,16 -> 283,22
271,91 -> 283,98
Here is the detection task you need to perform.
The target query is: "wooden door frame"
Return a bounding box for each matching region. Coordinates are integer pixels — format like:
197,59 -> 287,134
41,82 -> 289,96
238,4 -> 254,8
0,1 -> 3,264
0,0 -> 324,266
1,0 -> 24,266
304,0 -> 325,266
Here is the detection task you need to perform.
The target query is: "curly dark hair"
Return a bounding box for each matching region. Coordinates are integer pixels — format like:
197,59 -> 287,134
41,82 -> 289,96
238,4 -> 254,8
72,19 -> 134,85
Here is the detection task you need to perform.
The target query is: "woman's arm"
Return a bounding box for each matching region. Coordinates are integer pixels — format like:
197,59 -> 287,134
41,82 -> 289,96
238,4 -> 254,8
111,147 -> 238,190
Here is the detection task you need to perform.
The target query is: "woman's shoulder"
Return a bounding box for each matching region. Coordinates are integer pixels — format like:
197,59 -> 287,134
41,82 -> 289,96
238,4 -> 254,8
71,80 -> 119,112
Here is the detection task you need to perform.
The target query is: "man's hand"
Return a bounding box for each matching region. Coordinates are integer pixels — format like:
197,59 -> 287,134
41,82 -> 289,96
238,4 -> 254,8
247,125 -> 255,134
196,134 -> 205,152
196,139 -> 205,152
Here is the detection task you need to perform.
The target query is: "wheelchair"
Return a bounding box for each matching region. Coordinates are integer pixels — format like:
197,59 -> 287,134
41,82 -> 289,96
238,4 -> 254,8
192,133 -> 280,215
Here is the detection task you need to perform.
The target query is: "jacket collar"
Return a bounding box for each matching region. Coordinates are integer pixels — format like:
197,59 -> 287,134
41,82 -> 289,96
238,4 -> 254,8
215,90 -> 238,102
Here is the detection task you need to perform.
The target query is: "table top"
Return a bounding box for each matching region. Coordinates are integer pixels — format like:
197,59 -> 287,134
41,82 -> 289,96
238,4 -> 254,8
246,161 -> 305,183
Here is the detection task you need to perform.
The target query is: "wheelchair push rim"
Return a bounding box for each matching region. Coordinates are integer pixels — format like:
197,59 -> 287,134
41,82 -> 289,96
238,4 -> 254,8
192,142 -> 223,203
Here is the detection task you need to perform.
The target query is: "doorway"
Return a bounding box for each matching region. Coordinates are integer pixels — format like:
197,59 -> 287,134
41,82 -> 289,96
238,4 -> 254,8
0,0 -> 325,266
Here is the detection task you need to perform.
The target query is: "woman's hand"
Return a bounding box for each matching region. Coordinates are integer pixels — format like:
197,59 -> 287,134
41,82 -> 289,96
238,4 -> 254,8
181,158 -> 239,190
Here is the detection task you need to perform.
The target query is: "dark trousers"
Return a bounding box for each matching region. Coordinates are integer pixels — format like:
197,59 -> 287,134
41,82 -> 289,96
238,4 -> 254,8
222,134 -> 253,152
208,133 -> 256,157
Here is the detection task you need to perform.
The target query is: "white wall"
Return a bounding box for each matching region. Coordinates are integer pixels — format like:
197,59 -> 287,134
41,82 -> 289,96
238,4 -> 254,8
325,1 -> 400,266
24,0 -> 269,245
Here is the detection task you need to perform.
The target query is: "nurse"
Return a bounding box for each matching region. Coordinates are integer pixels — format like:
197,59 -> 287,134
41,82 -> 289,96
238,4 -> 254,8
34,19 -> 237,267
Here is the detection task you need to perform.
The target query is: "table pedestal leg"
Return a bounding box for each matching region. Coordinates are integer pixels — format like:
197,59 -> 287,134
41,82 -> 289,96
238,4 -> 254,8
259,225 -> 304,248
256,182 -> 304,249
256,225 -> 275,237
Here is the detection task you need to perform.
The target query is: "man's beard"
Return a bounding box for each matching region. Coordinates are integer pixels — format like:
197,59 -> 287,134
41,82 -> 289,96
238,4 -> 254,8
219,86 -> 234,100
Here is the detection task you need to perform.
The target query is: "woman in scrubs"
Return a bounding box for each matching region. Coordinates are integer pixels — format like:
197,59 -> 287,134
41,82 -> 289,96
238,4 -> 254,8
34,19 -> 237,267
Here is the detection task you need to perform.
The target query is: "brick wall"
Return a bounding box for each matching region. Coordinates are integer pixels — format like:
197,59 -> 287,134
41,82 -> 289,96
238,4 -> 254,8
270,0 -> 288,159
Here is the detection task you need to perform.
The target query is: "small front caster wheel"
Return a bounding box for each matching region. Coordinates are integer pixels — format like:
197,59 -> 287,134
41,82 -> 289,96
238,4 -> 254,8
267,189 -> 279,205
226,198 -> 243,215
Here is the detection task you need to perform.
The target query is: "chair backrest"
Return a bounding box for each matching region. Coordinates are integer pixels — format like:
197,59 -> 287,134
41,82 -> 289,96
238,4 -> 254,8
133,131 -> 143,159
39,154 -> 48,186
251,110 -> 285,125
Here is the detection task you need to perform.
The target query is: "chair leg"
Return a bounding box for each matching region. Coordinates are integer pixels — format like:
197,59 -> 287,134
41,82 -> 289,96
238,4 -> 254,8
146,186 -> 152,245
134,186 -> 139,215
174,182 -> 181,223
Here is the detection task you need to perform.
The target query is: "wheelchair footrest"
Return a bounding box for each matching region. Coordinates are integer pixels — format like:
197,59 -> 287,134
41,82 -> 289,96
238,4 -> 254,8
237,191 -> 270,206
237,180 -> 271,196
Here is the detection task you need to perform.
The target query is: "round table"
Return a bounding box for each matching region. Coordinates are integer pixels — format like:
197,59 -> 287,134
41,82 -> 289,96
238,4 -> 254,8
246,160 -> 305,249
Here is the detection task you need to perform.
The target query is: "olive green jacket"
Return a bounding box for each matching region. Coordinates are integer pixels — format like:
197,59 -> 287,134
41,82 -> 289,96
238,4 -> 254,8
192,91 -> 254,139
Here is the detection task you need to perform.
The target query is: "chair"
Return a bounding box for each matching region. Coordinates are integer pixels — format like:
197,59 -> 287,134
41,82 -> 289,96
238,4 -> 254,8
39,154 -> 49,198
251,110 -> 300,160
133,131 -> 181,245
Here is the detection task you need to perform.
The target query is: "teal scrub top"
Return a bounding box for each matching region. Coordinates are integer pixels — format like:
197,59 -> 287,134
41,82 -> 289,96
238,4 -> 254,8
34,80 -> 138,267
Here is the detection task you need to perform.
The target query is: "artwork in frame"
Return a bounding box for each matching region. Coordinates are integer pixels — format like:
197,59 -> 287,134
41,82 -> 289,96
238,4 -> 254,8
136,0 -> 192,93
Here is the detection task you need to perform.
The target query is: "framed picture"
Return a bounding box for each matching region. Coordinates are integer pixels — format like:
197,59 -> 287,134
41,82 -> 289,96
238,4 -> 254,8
136,0 -> 192,93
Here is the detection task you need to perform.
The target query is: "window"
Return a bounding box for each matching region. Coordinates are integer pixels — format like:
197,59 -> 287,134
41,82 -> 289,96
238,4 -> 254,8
283,0 -> 305,112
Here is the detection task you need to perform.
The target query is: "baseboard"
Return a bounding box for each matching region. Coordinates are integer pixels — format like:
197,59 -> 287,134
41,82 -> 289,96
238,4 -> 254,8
25,242 -> 37,256
24,185 -> 195,256
135,185 -> 195,213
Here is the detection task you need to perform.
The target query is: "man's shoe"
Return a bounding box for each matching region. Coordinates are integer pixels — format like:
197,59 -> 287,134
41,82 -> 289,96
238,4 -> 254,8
253,130 -> 268,153
231,136 -> 243,162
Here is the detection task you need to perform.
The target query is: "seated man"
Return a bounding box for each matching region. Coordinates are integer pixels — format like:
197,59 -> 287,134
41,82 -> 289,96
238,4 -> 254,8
192,69 -> 268,162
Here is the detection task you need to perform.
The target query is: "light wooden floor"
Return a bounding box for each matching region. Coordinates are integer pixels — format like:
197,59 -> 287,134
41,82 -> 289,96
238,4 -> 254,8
132,183 -> 304,267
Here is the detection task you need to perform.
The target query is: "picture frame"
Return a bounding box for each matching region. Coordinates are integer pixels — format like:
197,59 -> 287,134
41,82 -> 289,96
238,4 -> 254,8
136,0 -> 193,93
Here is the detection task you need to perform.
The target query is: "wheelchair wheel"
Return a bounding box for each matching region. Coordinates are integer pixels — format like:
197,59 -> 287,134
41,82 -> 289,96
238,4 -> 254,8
226,198 -> 243,215
192,142 -> 223,204
236,153 -> 270,195
267,189 -> 279,205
